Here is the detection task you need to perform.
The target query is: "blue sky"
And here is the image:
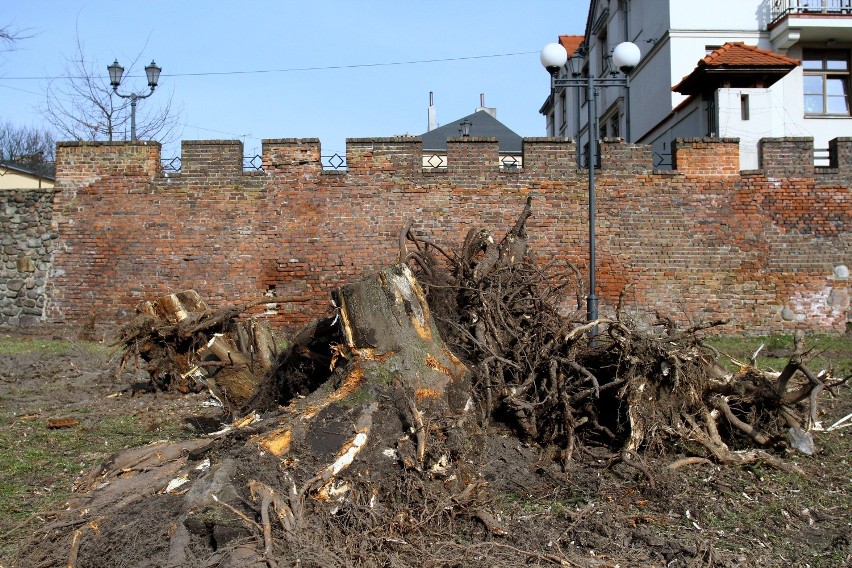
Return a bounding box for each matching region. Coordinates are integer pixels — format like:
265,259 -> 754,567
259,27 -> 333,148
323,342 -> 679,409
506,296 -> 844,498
1,1 -> 589,158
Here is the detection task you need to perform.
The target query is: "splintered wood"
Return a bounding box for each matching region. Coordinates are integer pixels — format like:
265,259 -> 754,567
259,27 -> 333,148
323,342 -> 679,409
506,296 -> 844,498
117,289 -> 283,413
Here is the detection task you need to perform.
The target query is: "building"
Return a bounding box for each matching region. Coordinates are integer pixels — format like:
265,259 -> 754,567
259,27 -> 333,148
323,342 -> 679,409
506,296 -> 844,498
0,162 -> 55,189
421,94 -> 523,169
541,0 -> 852,169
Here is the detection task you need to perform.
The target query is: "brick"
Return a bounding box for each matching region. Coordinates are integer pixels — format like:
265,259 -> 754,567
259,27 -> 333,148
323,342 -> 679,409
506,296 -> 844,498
8,136 -> 845,334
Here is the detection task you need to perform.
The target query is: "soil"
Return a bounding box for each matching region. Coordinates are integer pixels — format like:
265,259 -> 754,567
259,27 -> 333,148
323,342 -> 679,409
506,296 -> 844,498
2,325 -> 851,568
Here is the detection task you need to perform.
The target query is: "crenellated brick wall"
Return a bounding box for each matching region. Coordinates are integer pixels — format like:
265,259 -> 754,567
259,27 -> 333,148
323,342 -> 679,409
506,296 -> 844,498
42,136 -> 850,334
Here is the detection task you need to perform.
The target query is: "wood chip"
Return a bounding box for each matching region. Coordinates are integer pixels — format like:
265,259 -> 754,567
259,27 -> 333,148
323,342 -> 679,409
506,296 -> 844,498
46,417 -> 80,429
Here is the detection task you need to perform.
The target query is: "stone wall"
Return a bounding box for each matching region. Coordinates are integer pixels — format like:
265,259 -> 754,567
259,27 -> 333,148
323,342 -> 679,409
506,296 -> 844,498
46,136 -> 851,334
0,188 -> 57,328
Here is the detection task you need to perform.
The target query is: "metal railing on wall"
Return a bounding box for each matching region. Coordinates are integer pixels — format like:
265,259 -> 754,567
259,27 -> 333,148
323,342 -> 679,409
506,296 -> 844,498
162,157 -> 181,173
654,152 -> 673,169
159,148 -> 837,174
160,156 -> 265,173
160,153 -> 527,173
160,154 -> 348,172
771,0 -> 852,23
420,154 -> 523,171
243,155 -> 263,171
422,154 -> 447,170
322,153 -> 347,171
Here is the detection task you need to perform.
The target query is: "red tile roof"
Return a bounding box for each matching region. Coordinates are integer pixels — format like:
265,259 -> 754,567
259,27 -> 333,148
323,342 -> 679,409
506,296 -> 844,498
673,42 -> 799,94
559,35 -> 585,57
698,42 -> 800,68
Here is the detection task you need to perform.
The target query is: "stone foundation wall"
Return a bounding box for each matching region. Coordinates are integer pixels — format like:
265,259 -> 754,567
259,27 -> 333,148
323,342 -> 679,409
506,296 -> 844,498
0,188 -> 57,328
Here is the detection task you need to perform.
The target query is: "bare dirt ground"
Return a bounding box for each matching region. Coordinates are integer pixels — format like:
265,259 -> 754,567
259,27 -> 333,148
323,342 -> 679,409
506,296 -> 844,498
1,325 -> 850,568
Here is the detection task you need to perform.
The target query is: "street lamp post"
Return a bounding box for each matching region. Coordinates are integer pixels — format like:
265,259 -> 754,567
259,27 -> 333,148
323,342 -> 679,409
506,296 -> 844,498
107,59 -> 162,141
540,41 -> 640,324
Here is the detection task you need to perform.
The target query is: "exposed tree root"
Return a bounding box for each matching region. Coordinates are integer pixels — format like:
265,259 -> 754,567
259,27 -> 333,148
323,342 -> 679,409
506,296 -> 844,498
18,197 -> 845,568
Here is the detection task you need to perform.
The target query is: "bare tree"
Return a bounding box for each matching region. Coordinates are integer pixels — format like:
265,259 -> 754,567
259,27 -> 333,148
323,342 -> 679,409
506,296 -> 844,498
41,34 -> 181,143
0,25 -> 28,52
0,120 -> 55,167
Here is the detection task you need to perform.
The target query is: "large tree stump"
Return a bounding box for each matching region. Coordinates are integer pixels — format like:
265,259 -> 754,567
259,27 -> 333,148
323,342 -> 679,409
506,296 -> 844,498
332,263 -> 471,413
50,265 -> 473,568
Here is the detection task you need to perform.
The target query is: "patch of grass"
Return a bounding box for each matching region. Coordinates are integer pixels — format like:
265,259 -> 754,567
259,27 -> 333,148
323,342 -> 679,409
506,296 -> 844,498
704,334 -> 852,377
0,335 -> 114,357
0,411 -> 189,555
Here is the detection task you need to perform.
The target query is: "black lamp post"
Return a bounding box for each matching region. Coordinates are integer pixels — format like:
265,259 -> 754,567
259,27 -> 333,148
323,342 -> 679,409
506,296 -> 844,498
459,119 -> 472,137
107,59 -> 162,141
540,40 -> 640,323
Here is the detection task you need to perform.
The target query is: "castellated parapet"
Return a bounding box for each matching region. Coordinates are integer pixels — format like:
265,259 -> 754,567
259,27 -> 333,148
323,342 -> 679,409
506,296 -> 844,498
13,136 -> 848,333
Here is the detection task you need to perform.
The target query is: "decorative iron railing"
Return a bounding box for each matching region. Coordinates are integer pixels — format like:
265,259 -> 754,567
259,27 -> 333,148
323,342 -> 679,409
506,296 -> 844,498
160,153 -> 528,173
421,154 -> 523,171
422,154 -> 447,170
160,156 -> 264,173
771,0 -> 852,23
243,155 -> 263,171
653,152 -> 673,169
157,149 -> 833,173
321,153 -> 347,171
500,155 -> 521,170
161,157 -> 181,173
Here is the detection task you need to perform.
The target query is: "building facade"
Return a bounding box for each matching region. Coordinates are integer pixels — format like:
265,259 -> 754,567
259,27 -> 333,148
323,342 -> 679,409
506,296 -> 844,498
0,162 -> 55,189
541,0 -> 852,169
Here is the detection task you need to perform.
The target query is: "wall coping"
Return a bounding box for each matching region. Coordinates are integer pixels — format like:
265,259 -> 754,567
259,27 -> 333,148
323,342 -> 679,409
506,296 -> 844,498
55,136 -> 852,177
57,140 -> 161,148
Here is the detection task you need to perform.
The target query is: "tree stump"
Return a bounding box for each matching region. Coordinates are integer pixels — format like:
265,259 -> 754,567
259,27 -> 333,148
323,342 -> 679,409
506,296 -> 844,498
55,265 -> 473,568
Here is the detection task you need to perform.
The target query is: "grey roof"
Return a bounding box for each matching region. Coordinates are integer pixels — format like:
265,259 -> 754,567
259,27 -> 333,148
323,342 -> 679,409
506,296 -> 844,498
0,161 -> 55,181
421,110 -> 523,154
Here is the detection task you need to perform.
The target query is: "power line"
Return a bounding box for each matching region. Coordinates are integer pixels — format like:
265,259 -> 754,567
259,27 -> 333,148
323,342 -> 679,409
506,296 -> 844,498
0,82 -> 42,95
0,50 -> 537,81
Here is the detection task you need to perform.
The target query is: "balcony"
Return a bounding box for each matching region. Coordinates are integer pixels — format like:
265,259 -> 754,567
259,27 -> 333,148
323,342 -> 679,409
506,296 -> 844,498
772,0 -> 852,22
769,0 -> 852,50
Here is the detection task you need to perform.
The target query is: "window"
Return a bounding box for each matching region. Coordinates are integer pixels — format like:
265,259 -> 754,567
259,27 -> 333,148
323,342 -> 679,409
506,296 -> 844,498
703,93 -> 717,136
560,91 -> 568,133
740,94 -> 750,120
598,27 -> 609,75
609,114 -> 620,138
803,49 -> 850,115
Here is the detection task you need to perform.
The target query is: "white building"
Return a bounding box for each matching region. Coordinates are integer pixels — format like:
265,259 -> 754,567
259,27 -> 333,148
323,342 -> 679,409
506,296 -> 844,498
541,0 -> 852,169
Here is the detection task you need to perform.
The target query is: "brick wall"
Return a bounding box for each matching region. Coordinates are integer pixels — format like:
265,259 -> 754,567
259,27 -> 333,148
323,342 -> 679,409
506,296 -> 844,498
46,136 -> 851,334
0,188 -> 57,328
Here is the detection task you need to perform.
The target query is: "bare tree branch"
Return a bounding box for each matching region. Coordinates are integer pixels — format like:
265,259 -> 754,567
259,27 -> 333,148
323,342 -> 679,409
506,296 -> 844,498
0,25 -> 32,52
39,31 -> 181,143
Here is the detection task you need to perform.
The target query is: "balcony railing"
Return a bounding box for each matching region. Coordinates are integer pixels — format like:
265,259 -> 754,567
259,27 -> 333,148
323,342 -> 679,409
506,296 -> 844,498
771,0 -> 852,23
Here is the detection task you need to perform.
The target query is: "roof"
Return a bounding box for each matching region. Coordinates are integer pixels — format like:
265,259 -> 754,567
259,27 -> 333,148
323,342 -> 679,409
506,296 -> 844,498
0,161 -> 55,181
421,110 -> 523,154
673,42 -> 799,95
559,35 -> 585,57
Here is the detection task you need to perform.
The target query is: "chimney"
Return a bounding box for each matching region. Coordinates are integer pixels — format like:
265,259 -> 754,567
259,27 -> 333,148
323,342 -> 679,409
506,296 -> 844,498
427,91 -> 438,132
475,93 -> 496,118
